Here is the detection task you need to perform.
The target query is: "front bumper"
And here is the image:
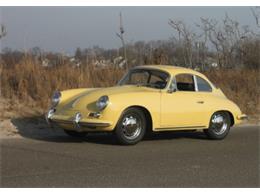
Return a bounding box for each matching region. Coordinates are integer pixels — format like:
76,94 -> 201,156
46,109 -> 112,132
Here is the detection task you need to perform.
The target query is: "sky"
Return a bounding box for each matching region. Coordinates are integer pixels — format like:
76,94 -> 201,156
0,6 -> 257,54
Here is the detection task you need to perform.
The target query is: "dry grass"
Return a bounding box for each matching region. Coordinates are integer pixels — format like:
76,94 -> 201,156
0,56 -> 259,119
0,56 -> 124,113
204,69 -> 260,117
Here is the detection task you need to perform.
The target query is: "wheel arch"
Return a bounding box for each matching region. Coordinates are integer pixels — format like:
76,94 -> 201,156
212,110 -> 235,127
119,105 -> 153,133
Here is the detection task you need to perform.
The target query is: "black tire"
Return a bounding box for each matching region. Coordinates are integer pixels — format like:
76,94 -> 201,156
64,129 -> 87,138
115,108 -> 146,145
204,111 -> 231,140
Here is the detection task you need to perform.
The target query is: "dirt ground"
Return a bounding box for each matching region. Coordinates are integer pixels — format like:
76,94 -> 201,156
0,97 -> 51,138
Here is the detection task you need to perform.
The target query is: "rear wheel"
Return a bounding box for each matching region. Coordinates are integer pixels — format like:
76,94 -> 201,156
204,111 -> 231,140
115,108 -> 146,145
64,129 -> 87,138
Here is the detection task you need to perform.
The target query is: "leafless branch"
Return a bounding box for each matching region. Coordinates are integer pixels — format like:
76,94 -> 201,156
251,7 -> 260,28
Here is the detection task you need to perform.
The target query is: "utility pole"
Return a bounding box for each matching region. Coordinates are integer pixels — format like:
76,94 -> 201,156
0,24 -> 6,39
0,24 -> 6,98
116,12 -> 128,69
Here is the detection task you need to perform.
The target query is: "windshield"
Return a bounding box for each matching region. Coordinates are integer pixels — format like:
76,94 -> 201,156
118,68 -> 170,89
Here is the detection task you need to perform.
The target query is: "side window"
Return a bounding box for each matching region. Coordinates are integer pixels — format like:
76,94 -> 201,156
196,76 -> 212,92
175,74 -> 195,91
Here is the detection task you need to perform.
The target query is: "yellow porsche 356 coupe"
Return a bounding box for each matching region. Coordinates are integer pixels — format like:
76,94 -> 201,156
46,65 -> 247,145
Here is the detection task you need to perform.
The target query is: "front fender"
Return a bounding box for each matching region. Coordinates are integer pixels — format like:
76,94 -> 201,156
102,92 -> 161,130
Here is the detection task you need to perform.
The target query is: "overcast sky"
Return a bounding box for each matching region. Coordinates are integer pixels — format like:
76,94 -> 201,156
0,6 -> 256,54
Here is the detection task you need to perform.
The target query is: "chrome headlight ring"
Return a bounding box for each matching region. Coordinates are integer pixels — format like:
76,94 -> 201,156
96,95 -> 109,111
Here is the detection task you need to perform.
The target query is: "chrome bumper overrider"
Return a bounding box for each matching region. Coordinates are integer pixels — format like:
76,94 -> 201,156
237,114 -> 248,120
46,109 -> 110,130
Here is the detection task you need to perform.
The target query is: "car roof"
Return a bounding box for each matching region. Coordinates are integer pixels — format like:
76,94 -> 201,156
133,65 -> 204,76
132,65 -> 215,89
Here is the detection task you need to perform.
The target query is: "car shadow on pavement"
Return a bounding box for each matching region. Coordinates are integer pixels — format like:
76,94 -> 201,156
11,116 -> 209,145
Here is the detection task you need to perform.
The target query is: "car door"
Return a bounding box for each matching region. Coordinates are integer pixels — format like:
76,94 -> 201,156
160,73 -> 207,129
193,75 -> 215,125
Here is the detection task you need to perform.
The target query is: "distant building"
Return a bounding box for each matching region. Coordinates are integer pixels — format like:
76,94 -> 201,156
69,57 -> 81,67
41,59 -> 52,67
211,62 -> 218,68
113,56 -> 126,68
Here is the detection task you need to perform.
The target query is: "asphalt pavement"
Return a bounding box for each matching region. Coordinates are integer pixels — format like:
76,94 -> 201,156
0,125 -> 259,187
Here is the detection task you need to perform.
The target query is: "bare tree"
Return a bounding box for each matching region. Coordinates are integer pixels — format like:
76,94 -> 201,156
251,7 -> 260,28
251,7 -> 260,37
168,19 -> 198,68
198,14 -> 250,68
116,12 -> 128,68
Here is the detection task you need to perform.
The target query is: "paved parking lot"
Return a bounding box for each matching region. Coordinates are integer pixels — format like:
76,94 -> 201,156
0,125 -> 259,187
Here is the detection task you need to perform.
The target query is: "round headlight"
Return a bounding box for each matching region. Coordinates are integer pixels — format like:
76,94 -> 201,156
52,91 -> 61,107
96,95 -> 109,110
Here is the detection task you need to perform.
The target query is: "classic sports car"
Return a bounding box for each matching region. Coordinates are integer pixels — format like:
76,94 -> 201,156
46,65 -> 247,145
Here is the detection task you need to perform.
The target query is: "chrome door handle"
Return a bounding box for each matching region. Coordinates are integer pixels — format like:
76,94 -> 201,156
197,101 -> 204,104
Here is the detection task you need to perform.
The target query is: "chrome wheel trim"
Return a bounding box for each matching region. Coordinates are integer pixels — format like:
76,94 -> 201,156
121,114 -> 142,140
211,113 -> 228,135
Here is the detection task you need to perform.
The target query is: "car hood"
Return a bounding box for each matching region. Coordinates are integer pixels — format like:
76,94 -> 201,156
60,85 -> 156,111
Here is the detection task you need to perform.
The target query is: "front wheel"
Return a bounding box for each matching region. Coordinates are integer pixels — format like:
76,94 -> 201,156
115,108 -> 146,145
204,111 -> 231,140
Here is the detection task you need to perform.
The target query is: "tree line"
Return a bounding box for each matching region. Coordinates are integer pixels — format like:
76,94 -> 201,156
1,7 -> 259,70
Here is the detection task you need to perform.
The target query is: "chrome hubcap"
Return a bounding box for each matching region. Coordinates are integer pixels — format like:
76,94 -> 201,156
122,114 -> 142,140
211,113 -> 228,135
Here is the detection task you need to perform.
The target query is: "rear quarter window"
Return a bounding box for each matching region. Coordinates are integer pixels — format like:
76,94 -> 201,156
196,76 -> 212,92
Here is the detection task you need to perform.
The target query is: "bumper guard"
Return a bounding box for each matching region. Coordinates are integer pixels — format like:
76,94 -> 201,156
237,114 -> 248,120
46,109 -> 110,130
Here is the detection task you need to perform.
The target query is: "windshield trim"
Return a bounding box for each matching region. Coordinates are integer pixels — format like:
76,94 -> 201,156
117,67 -> 171,90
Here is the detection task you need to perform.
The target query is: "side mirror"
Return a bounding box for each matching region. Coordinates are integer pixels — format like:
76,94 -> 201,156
167,88 -> 177,93
167,78 -> 177,93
